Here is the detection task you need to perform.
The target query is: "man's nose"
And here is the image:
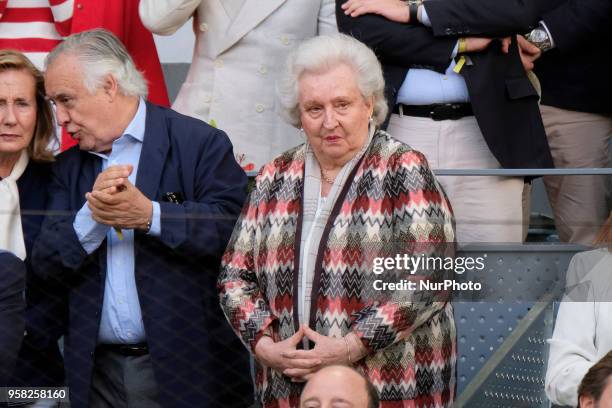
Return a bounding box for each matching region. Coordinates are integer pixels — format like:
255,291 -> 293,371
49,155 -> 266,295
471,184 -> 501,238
55,104 -> 70,127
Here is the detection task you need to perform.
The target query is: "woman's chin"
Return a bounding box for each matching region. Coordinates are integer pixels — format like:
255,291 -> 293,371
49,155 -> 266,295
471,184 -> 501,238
0,142 -> 27,154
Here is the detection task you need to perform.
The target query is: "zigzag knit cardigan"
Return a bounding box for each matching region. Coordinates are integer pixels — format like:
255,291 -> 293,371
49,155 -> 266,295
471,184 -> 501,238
219,131 -> 457,407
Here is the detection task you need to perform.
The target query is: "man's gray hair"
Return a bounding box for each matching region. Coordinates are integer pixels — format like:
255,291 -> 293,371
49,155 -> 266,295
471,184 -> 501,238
46,29 -> 147,98
277,33 -> 387,128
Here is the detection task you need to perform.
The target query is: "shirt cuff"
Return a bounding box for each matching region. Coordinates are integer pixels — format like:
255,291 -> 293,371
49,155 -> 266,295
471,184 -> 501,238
419,5 -> 431,26
147,201 -> 161,237
540,20 -> 556,49
73,202 -> 109,254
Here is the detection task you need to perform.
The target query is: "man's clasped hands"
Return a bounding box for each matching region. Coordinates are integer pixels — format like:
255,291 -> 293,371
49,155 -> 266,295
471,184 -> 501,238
86,165 -> 153,232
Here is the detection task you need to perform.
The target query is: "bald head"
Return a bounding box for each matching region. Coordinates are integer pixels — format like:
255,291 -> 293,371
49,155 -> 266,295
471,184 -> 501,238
300,365 -> 378,408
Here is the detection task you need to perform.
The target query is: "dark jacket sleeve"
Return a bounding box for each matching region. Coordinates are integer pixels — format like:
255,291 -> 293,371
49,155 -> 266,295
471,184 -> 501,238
542,0 -> 612,52
423,0 -> 552,37
0,252 -> 26,385
336,0 -> 457,73
156,127 -> 247,260
423,0 -> 612,51
31,156 -> 93,280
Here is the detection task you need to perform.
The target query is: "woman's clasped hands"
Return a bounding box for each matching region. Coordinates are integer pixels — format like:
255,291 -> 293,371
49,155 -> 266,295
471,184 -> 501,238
254,325 -> 365,382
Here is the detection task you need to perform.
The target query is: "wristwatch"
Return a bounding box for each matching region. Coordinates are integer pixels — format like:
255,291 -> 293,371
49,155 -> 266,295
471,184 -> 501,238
406,0 -> 422,24
142,217 -> 152,234
525,23 -> 553,52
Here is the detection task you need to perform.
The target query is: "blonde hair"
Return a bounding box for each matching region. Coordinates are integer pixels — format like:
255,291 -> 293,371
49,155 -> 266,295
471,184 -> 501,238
0,50 -> 55,162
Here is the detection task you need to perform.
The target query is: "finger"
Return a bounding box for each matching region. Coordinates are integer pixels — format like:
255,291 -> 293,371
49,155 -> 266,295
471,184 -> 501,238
518,36 -> 540,54
281,349 -> 318,360
281,350 -> 321,364
283,367 -> 320,379
91,190 -> 121,206
98,177 -> 127,192
287,327 -> 305,346
89,202 -> 115,220
105,164 -> 133,175
343,1 -> 358,14
303,325 -> 324,342
99,167 -> 131,181
90,210 -> 114,226
282,357 -> 321,369
341,0 -> 354,10
86,193 -> 106,211
501,37 -> 511,54
350,6 -> 372,17
100,186 -> 118,195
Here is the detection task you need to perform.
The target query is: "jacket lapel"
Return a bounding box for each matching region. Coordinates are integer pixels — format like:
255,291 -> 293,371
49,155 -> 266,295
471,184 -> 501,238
216,0 -> 286,56
135,103 -> 169,200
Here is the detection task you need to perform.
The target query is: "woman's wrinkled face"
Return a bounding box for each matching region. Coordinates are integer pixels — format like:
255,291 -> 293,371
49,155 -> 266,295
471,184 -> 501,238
298,64 -> 373,166
0,69 -> 37,155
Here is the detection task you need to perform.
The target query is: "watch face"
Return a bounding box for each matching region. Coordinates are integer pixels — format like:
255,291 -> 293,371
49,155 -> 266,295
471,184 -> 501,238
530,29 -> 547,43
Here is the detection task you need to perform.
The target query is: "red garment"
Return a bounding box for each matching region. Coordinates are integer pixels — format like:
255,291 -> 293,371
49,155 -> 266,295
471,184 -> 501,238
0,0 -> 70,68
0,1 -> 169,150
61,0 -> 170,150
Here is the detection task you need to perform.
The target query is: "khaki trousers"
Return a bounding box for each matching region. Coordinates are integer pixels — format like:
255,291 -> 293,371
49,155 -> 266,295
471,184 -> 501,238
540,105 -> 612,245
388,114 -> 524,244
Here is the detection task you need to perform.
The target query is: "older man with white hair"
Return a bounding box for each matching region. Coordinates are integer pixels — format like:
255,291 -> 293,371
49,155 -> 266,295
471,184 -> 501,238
34,29 -> 252,408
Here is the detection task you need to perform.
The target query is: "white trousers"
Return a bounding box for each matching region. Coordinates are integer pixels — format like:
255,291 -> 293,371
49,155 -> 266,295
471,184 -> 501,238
388,114 -> 525,244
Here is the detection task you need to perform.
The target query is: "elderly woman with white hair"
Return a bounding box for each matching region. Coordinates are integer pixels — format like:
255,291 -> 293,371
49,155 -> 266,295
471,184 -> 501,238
219,33 -> 457,407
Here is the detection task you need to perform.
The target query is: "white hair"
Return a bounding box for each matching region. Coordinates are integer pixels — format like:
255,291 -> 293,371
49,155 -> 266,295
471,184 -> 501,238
277,33 -> 388,128
45,29 -> 147,98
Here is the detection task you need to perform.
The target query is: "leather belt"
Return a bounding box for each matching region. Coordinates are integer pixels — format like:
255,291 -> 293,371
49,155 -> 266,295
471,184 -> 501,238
97,343 -> 149,357
393,103 -> 473,121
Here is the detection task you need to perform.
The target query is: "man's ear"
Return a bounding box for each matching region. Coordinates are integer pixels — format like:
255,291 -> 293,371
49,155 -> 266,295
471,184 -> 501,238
579,394 -> 595,408
102,74 -> 119,100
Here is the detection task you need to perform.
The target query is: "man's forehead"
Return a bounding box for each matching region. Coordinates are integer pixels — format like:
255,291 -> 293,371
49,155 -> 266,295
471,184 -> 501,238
44,79 -> 78,99
45,54 -> 82,80
44,60 -> 84,97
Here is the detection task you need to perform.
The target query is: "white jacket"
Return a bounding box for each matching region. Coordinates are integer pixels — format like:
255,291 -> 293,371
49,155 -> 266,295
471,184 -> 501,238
545,249 -> 612,406
139,0 -> 337,171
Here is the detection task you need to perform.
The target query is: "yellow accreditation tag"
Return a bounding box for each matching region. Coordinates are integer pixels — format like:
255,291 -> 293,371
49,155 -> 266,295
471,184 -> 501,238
453,56 -> 466,74
114,227 -> 124,241
209,119 -> 217,128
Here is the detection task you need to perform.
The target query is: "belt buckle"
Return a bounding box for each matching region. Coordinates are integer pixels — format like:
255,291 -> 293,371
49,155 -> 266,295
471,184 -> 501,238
432,104 -> 462,121
430,104 -> 448,121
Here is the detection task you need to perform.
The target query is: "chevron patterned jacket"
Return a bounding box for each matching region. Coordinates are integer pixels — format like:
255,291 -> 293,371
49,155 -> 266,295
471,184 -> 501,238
219,130 -> 457,407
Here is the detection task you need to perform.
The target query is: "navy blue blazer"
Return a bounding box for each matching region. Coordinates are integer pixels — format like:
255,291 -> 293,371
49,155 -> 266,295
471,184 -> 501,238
0,251 -> 26,385
423,0 -> 612,115
33,103 -> 253,408
9,160 -> 65,387
336,0 -> 554,170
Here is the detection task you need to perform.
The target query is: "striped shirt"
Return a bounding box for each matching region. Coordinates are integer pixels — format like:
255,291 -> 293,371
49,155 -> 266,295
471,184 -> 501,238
0,0 -> 73,69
